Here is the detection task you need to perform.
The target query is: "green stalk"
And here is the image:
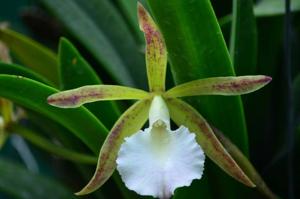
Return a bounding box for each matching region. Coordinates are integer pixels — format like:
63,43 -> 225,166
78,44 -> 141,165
8,123 -> 97,165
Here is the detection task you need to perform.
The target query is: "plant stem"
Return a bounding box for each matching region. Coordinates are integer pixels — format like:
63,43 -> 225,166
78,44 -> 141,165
8,123 -> 97,165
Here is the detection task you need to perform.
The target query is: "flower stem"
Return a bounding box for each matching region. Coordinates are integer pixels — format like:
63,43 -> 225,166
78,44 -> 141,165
8,123 -> 97,165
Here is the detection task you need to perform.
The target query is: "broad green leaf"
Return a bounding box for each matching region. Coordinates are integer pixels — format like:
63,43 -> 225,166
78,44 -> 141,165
0,74 -> 107,153
48,85 -> 150,108
0,28 -> 59,85
138,3 -> 167,92
38,0 -> 143,86
213,127 -> 279,199
254,0 -> 300,17
147,0 -> 248,155
58,37 -> 120,128
0,62 -> 52,85
147,1 -> 250,197
166,98 -> 254,188
0,158 -> 76,199
73,0 -> 146,88
165,75 -> 271,98
76,99 -> 150,195
230,0 -> 257,75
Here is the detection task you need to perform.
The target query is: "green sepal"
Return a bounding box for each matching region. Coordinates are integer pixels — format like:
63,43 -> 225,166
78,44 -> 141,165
76,99 -> 150,195
166,98 -> 255,187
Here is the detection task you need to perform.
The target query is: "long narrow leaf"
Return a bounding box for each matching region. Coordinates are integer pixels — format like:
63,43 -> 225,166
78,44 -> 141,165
72,0 -> 146,88
58,38 -> 120,127
0,62 -> 52,85
0,28 -> 59,85
0,74 -> 107,153
37,0 -> 135,86
230,0 -> 257,75
147,0 -> 249,153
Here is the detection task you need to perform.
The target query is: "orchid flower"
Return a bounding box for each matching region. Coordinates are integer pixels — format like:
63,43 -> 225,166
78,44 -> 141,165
47,3 -> 271,199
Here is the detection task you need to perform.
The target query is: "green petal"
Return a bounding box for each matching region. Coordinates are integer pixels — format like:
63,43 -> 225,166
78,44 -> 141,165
76,99 -> 150,195
166,98 -> 255,187
47,85 -> 150,108
138,3 -> 167,92
165,75 -> 271,98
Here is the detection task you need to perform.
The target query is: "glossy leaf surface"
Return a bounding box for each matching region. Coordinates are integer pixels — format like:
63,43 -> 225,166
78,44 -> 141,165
230,0 -> 257,75
147,0 -> 248,154
0,74 -> 107,153
38,0 -> 146,86
58,38 -> 120,127
0,28 -> 59,85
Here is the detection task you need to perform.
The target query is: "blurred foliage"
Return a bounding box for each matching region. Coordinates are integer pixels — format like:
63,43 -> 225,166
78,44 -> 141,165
0,0 -> 299,199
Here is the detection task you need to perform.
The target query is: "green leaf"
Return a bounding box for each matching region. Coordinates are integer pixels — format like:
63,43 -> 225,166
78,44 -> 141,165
0,74 -> 107,154
230,0 -> 257,75
147,0 -> 250,197
147,0 -> 248,155
76,99 -> 150,195
0,28 -> 59,85
0,62 -> 52,85
58,38 -> 120,128
0,158 -> 76,199
38,0 -> 146,87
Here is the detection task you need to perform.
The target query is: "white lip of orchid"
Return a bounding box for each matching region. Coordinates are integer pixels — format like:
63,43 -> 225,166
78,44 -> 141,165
116,96 -> 205,199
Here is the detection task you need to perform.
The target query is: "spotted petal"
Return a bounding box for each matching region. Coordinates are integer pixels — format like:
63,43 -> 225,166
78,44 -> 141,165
138,3 -> 167,92
76,99 -> 150,195
165,75 -> 271,98
166,98 -> 255,187
47,85 -> 149,108
117,125 -> 205,199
